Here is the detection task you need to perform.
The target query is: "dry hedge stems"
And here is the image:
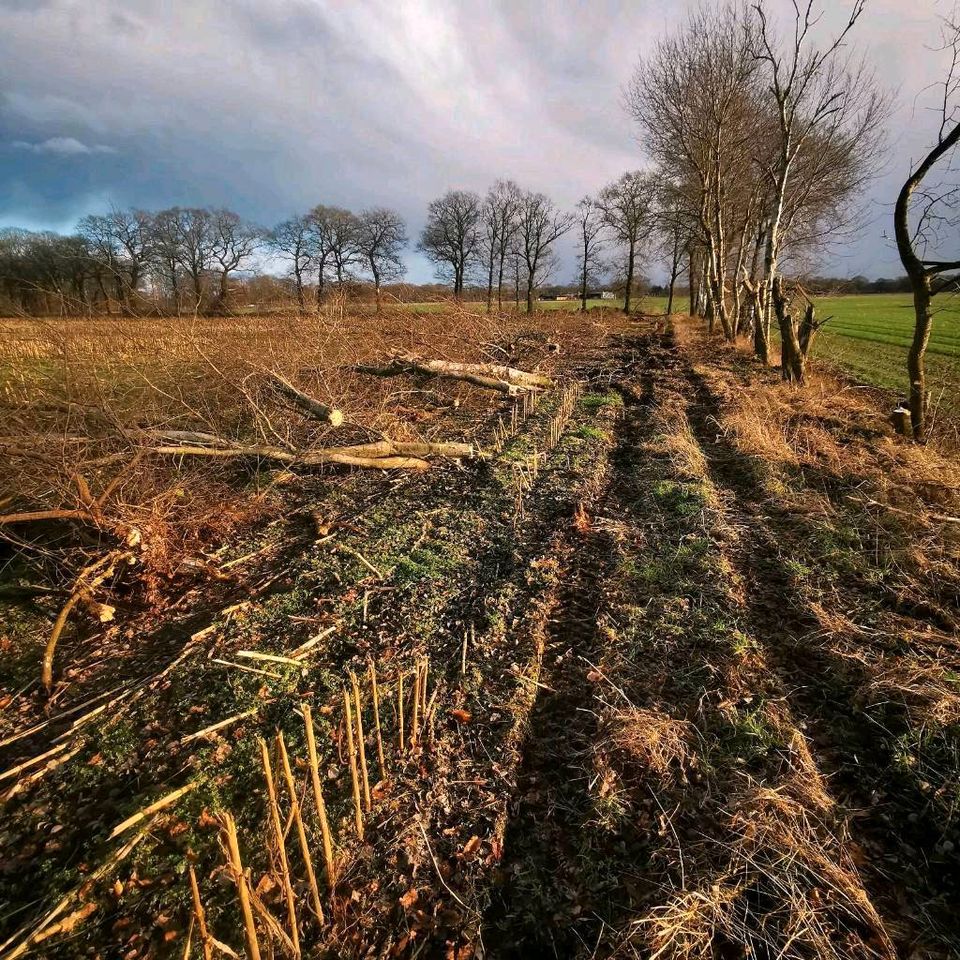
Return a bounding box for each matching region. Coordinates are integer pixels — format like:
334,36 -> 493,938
1,306 -> 599,693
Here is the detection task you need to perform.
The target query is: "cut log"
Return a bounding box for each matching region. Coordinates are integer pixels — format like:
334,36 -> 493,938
353,355 -> 552,394
397,357 -> 553,389
320,440 -> 475,459
152,444 -> 431,470
267,372 -> 344,427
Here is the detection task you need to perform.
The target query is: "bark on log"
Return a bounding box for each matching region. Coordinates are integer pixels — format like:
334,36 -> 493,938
321,440 -> 475,459
146,430 -> 237,448
267,372 -> 344,427
396,356 -> 552,389
152,444 -> 431,471
353,355 -> 553,394
152,437 -> 474,469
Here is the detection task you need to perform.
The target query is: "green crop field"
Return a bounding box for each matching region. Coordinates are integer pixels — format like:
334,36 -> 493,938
809,294 -> 960,411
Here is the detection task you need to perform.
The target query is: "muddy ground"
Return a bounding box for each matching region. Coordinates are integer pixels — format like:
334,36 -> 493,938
1,317 -> 958,959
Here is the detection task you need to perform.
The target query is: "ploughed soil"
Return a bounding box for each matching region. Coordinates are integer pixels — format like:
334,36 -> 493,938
2,317 -> 959,959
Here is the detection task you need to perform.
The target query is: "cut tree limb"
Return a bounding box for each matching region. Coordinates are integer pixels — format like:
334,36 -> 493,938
151,437 -> 479,470
267,371 -> 344,427
354,354 -> 553,394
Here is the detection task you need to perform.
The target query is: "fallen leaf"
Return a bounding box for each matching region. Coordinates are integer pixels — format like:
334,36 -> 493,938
449,709 -> 472,724
399,887 -> 419,909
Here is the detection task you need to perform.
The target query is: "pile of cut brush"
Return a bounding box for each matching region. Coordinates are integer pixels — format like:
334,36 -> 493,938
1,337 -> 558,696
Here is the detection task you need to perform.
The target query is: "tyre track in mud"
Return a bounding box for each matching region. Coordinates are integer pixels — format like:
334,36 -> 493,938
481,332 -> 663,958
678,351 -> 960,955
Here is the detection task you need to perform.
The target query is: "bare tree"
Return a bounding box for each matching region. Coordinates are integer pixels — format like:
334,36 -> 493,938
355,208 -> 408,312
653,184 -> 692,317
77,208 -> 153,314
597,171 -> 657,315
480,180 -> 522,312
515,190 -> 574,313
417,190 -> 482,299
305,206 -> 337,306
268,214 -> 316,312
150,209 -> 185,312
894,12 -> 960,439
168,208 -> 216,311
574,197 -> 606,312
628,4 -> 761,339
752,0 -> 885,381
325,208 -> 361,290
209,210 -> 261,311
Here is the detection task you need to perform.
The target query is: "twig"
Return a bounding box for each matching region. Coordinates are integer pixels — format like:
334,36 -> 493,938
109,782 -> 198,838
369,659 -> 386,779
220,811 -> 262,960
277,733 -> 325,925
342,689 -> 364,840
350,672 -> 372,812
259,739 -> 301,957
302,704 -> 337,891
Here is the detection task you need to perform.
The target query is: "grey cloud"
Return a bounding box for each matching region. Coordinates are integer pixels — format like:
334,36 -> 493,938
0,0 -> 954,282
12,136 -> 116,155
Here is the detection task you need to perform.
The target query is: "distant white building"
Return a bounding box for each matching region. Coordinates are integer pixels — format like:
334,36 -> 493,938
600,291 -> 616,300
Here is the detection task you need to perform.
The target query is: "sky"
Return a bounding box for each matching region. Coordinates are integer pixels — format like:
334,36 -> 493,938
0,0 -> 956,284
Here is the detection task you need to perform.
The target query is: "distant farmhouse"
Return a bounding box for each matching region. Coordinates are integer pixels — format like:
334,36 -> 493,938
540,290 -> 616,301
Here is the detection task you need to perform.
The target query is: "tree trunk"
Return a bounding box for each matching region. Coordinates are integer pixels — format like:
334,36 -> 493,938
370,258 -> 382,314
624,242 -> 635,315
486,246 -> 495,313
526,266 -> 535,314
316,269 -> 326,310
772,278 -> 805,384
907,281 -> 933,441
294,266 -> 305,313
666,244 -> 680,316
893,119 -> 960,440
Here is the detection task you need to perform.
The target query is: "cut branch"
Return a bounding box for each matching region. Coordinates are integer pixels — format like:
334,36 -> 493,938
266,371 -> 345,427
354,354 -> 553,395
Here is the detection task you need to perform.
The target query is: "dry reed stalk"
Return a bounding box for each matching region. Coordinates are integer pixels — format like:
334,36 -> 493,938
398,673 -> 405,750
188,865 -> 214,960
181,708 -> 257,744
108,782 -> 198,838
420,658 -> 429,717
302,704 -> 337,891
211,658 -> 283,680
276,733 -> 325,925
349,672 -> 372,811
221,811 -> 262,960
342,689 -> 364,839
237,651 -> 302,666
411,665 -> 421,748
258,739 -> 301,958
288,625 -> 336,660
0,741 -> 71,782
368,659 -> 386,779
1,746 -> 81,803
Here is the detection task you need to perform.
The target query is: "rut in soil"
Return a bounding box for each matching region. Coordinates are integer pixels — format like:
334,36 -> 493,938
680,359 -> 960,952
481,334 -> 657,958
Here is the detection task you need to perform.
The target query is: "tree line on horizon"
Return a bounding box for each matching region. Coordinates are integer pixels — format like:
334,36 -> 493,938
0,174 -> 683,318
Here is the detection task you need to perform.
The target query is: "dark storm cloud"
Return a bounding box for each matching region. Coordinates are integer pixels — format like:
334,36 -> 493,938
0,0 -> 954,280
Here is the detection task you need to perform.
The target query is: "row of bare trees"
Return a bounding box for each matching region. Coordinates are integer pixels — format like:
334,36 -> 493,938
0,204 -> 410,316
628,0 -> 886,385
417,175 -> 684,314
